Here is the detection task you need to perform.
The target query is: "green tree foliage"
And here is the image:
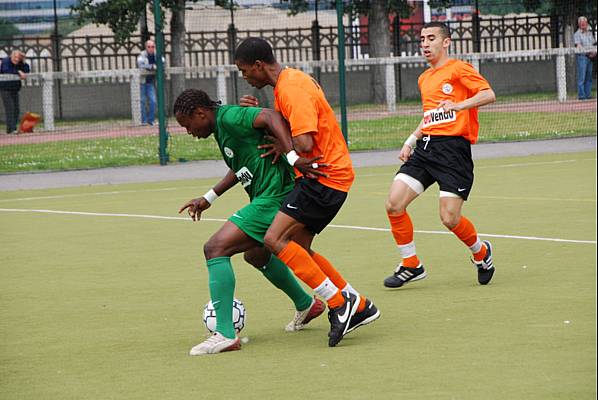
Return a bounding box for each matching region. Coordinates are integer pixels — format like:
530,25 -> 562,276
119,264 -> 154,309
0,18 -> 20,38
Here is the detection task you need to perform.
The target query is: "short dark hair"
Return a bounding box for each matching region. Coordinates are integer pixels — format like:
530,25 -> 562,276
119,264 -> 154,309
234,37 -> 276,65
422,22 -> 451,39
173,89 -> 220,116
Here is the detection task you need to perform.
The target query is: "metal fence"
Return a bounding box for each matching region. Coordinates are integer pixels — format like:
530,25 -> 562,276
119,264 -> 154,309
2,14 -> 591,78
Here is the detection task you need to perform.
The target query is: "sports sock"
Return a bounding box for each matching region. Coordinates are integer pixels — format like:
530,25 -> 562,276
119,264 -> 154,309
450,216 -> 487,262
259,255 -> 313,311
342,283 -> 367,313
312,251 -> 367,312
388,211 -> 421,268
278,241 -> 345,309
206,257 -> 236,339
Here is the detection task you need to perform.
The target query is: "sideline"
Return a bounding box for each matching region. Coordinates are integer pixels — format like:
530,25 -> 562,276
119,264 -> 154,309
0,136 -> 595,191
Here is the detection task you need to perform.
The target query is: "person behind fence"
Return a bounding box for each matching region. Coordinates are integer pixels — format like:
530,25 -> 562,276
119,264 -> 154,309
574,16 -> 596,100
137,40 -> 157,125
0,50 -> 30,134
383,21 -> 497,289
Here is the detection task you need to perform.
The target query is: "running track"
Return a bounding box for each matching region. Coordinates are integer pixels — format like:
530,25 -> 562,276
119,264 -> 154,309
0,99 -> 595,147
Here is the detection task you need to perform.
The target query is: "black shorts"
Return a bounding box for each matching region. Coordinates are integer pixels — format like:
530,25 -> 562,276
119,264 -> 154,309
280,178 -> 348,234
398,135 -> 474,200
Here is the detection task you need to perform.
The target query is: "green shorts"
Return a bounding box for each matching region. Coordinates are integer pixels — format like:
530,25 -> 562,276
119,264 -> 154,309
227,196 -> 285,244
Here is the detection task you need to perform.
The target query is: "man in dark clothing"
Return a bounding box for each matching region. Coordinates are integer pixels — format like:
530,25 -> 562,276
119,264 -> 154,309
0,50 -> 30,134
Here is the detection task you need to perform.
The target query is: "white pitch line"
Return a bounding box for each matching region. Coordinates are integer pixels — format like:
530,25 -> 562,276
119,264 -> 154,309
0,187 -> 187,203
1,208 -> 595,245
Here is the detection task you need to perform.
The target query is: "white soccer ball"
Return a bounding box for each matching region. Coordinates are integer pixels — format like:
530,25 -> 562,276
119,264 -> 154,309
203,298 -> 246,333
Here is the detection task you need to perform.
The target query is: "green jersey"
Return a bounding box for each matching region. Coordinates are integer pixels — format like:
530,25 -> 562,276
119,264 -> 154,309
214,105 -> 295,200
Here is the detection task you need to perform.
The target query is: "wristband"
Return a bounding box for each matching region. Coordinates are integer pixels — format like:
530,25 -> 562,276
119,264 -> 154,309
202,189 -> 219,205
404,134 -> 418,149
286,150 -> 300,166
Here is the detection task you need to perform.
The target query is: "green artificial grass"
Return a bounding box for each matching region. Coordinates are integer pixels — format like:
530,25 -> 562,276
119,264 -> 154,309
1,151 -> 596,399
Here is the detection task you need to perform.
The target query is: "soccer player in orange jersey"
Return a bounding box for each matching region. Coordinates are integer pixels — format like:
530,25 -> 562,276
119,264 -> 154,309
383,22 -> 497,288
234,37 -> 379,347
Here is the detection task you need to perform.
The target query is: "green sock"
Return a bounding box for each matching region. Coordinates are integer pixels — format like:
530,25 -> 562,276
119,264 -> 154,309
206,257 -> 236,339
259,255 -> 313,311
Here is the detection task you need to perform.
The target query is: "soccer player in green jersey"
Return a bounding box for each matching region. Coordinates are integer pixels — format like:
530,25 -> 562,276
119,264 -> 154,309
174,89 -> 326,355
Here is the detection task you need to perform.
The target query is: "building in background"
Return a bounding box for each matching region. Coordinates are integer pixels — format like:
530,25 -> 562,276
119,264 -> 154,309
0,0 -> 78,35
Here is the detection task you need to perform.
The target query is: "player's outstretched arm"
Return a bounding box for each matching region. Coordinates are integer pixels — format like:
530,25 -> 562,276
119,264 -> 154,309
178,170 -> 239,221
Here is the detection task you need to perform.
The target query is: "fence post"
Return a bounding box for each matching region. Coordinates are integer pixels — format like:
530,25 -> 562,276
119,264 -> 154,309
470,54 -> 480,71
556,52 -> 567,102
42,73 -> 54,131
130,71 -> 141,125
335,0 -> 348,142
227,23 -> 238,103
217,67 -> 228,105
385,61 -> 396,113
311,19 -> 321,83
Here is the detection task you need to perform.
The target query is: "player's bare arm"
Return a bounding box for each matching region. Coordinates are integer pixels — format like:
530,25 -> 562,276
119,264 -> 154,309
400,119 -> 424,162
253,110 -> 328,178
179,170 -> 239,221
438,88 -> 496,112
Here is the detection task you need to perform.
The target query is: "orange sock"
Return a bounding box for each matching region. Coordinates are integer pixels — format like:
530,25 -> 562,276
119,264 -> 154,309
388,211 -> 421,268
312,252 -> 367,312
278,241 -> 344,308
450,216 -> 487,261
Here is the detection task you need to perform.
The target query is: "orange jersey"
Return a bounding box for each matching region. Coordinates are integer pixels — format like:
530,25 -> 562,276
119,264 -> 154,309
418,59 -> 491,143
274,67 -> 354,192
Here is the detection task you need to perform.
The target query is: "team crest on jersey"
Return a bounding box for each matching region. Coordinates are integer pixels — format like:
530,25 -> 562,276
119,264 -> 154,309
224,147 -> 234,158
422,107 -> 457,128
235,167 -> 253,187
442,83 -> 453,94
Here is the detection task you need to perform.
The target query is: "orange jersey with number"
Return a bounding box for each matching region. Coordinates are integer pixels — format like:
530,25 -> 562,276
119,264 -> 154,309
418,59 -> 491,143
274,67 -> 354,192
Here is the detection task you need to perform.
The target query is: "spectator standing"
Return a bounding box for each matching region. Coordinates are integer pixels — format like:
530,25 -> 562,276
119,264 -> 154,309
137,40 -> 157,125
0,50 -> 30,134
574,16 -> 596,100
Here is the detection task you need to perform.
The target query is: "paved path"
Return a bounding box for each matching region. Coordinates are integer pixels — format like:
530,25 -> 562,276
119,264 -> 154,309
0,136 -> 595,191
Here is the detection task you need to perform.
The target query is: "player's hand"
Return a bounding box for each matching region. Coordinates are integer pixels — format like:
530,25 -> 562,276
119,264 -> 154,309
437,100 -> 461,112
239,95 -> 259,107
399,144 -> 413,162
294,155 -> 329,179
258,134 -> 284,164
178,197 -> 211,221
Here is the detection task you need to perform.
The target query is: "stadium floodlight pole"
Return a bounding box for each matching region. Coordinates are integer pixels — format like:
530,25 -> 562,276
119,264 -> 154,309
335,0 -> 348,142
153,0 -> 169,165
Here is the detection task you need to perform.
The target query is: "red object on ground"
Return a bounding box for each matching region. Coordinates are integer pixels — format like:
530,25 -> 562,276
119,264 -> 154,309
19,112 -> 42,133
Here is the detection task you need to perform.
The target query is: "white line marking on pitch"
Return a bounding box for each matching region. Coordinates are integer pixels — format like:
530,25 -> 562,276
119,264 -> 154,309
0,186 -> 198,203
0,208 -> 595,245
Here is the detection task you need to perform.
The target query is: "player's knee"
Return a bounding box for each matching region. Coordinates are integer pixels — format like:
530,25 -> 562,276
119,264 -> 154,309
203,238 -> 224,260
263,231 -> 283,254
385,199 -> 405,214
243,249 -> 270,268
440,211 -> 459,230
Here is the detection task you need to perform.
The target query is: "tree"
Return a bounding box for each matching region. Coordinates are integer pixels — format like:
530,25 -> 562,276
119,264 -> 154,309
73,0 -> 188,110
288,0 -> 415,104
0,18 -> 20,38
